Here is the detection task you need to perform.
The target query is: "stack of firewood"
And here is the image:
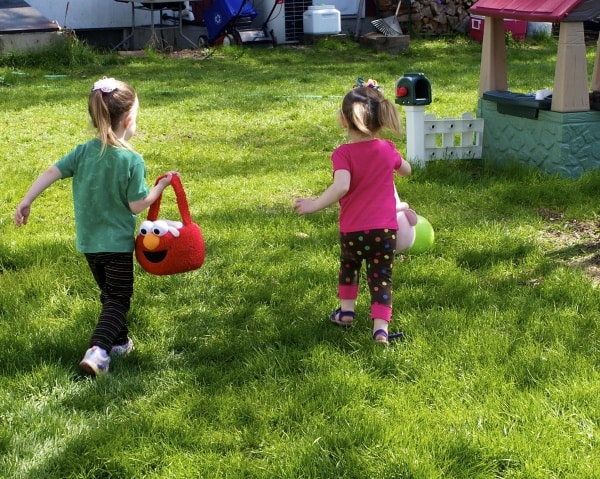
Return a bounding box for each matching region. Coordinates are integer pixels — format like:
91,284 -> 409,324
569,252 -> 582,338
389,0 -> 476,35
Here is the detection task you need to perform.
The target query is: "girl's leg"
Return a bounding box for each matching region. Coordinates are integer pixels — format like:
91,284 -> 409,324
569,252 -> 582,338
364,229 -> 396,341
85,252 -> 133,352
334,232 -> 362,324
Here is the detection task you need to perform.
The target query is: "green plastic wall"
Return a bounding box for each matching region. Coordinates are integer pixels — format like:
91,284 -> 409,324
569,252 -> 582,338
477,98 -> 600,178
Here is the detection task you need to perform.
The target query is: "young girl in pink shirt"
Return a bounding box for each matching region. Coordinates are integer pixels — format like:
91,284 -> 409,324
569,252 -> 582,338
294,83 -> 411,344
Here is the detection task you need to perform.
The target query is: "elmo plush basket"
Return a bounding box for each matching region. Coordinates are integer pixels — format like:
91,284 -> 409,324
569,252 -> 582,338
135,175 -> 205,275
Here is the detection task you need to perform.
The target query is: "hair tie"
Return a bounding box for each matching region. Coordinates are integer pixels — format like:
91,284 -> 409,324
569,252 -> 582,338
353,77 -> 383,92
92,77 -> 118,94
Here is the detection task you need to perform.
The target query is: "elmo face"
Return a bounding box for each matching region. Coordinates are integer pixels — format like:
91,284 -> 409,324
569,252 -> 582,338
135,219 -> 205,275
137,220 -> 181,264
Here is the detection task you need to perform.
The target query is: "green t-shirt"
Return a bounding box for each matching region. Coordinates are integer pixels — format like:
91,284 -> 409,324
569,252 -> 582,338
55,138 -> 150,253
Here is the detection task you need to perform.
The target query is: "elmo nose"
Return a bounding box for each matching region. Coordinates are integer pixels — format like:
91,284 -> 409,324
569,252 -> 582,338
143,234 -> 160,250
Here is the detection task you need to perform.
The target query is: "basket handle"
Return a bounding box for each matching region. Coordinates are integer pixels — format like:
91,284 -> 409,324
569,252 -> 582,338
146,174 -> 193,226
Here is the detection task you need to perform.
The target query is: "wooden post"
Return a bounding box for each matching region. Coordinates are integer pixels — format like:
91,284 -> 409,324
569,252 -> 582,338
478,16 -> 507,97
552,21 -> 589,112
592,32 -> 600,92
404,105 -> 426,165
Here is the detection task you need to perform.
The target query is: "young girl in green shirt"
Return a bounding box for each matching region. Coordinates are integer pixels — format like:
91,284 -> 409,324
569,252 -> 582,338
14,77 -> 176,376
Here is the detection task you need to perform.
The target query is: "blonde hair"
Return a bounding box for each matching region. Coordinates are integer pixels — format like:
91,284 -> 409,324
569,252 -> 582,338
88,79 -> 137,150
341,87 -> 402,137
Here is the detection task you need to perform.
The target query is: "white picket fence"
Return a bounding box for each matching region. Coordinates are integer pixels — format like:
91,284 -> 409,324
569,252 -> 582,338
404,108 -> 484,165
424,112 -> 484,161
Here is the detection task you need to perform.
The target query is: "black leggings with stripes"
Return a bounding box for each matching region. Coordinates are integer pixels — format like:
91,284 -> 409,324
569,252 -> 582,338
85,252 -> 134,353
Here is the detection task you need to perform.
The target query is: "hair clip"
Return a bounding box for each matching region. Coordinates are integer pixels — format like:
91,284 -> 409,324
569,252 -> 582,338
354,77 -> 383,92
92,77 -> 118,94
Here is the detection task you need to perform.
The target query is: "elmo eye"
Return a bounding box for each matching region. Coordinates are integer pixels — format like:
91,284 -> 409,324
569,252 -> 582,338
138,220 -> 154,236
151,220 -> 170,236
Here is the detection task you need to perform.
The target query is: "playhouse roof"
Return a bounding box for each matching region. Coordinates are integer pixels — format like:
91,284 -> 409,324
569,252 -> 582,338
469,0 -> 600,22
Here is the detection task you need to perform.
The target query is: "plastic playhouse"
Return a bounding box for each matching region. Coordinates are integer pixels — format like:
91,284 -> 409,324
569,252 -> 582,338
470,0 -> 600,178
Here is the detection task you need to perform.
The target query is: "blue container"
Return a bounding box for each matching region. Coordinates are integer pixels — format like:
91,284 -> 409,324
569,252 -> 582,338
203,0 -> 257,42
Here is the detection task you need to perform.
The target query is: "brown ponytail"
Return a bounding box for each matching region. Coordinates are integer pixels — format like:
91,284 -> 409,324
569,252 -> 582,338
341,87 -> 402,137
88,79 -> 137,151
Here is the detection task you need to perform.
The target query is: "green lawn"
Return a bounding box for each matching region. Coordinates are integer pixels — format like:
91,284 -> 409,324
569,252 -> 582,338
1,35 -> 600,478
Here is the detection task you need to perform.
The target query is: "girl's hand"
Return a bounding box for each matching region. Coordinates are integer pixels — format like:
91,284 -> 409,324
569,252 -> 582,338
13,166 -> 62,227
14,202 -> 31,226
293,170 -> 350,216
293,198 -> 316,215
129,171 -> 180,214
158,171 -> 179,187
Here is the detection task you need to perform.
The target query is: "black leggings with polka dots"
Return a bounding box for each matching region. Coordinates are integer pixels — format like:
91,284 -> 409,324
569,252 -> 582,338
338,229 -> 396,321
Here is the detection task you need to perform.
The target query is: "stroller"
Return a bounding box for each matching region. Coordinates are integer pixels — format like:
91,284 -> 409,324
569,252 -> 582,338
201,0 -> 275,46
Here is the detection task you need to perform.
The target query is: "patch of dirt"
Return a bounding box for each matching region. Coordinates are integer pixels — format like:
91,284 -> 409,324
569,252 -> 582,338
168,48 -> 220,60
537,208 -> 600,284
116,48 -> 221,59
165,44 -> 307,60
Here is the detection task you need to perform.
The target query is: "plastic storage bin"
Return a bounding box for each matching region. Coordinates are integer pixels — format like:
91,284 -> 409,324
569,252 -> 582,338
469,15 -> 527,42
303,5 -> 341,35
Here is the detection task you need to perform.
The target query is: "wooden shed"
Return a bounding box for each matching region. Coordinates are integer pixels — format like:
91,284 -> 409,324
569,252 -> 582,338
0,0 -> 61,52
470,0 -> 600,177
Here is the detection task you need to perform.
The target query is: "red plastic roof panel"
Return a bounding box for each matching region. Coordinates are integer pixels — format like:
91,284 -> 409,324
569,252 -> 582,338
469,0 -> 586,22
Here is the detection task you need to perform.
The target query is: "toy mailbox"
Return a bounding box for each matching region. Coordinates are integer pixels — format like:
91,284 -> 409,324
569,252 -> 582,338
395,72 -> 432,106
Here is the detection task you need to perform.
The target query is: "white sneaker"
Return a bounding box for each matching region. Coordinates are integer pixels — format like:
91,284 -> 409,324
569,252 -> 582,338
79,346 -> 110,376
110,337 -> 134,357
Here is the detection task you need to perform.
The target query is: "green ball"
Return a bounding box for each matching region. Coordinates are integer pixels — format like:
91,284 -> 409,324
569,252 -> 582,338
406,215 -> 434,254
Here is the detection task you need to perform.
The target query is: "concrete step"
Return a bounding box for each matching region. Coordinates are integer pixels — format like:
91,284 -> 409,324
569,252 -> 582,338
0,30 -> 63,53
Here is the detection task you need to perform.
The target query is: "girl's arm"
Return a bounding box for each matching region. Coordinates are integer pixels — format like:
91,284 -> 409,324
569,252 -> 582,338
294,169 -> 351,215
128,172 -> 176,214
14,165 -> 62,226
396,158 -> 412,177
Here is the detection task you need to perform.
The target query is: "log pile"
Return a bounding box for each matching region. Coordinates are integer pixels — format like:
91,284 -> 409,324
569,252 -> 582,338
388,0 -> 476,35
